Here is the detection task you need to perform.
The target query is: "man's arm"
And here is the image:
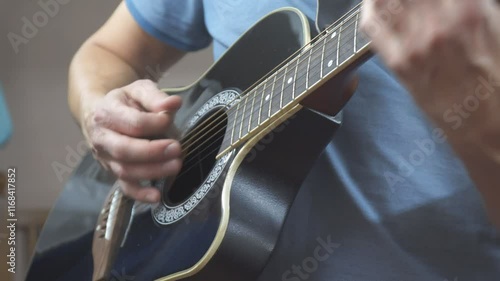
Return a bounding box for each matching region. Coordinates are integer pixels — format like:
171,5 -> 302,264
69,2 -> 187,202
362,0 -> 500,228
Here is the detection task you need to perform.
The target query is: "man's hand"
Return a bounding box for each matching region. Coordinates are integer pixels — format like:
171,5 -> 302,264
361,0 -> 500,227
81,80 -> 183,203
360,0 -> 500,132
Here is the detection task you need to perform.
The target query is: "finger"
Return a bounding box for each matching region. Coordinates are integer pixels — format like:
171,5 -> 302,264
123,79 -> 182,113
118,179 -> 161,203
91,128 -> 182,163
109,158 -> 182,181
361,0 -> 403,64
93,102 -> 175,138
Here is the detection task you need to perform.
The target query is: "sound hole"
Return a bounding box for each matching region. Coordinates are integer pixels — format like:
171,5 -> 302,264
164,109 -> 227,206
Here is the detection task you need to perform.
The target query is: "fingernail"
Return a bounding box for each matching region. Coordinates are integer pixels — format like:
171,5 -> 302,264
158,110 -> 170,115
146,192 -> 159,202
164,142 -> 179,156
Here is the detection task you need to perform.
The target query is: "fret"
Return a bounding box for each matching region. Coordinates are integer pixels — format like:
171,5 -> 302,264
223,108 -> 238,149
305,48 -> 312,89
292,57 -> 300,99
295,49 -> 311,96
230,9 -> 366,145
231,101 -> 241,143
320,37 -> 327,78
322,29 -> 340,78
248,85 -> 261,133
279,66 -> 289,109
219,8 -> 374,158
260,75 -> 276,125
308,39 -> 324,88
238,95 -> 249,139
336,21 -> 342,67
270,68 -> 286,118
339,14 -> 358,65
257,81 -> 267,125
242,93 -> 255,137
355,14 -> 370,51
282,58 -> 299,108
354,12 -> 359,52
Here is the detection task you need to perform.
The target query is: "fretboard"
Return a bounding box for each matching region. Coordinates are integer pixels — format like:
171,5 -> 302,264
219,5 -> 371,157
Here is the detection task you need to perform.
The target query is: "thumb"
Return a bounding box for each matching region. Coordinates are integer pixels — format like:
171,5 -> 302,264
124,79 -> 182,113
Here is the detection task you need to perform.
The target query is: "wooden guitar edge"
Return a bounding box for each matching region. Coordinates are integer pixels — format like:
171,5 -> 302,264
92,182 -> 134,281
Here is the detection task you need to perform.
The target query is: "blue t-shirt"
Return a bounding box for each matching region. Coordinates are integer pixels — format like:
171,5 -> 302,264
126,0 -> 500,280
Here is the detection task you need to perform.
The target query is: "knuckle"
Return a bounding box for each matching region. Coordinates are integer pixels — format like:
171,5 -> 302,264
137,78 -> 155,85
126,117 -> 143,136
112,145 -> 127,160
112,163 -> 127,179
89,135 -> 106,156
108,137 -> 127,159
133,79 -> 155,90
107,88 -> 124,98
428,29 -> 449,48
93,108 -> 110,126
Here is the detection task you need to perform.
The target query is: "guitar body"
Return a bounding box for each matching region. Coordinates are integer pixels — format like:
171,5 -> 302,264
27,5 -> 365,281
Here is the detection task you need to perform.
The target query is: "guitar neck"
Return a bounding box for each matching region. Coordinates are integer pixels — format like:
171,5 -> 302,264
217,5 -> 371,158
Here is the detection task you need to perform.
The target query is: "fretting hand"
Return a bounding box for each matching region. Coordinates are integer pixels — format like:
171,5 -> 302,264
361,0 -> 500,227
361,0 -> 500,148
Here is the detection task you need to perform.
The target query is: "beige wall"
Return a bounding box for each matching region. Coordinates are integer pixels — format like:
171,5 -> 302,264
0,1 -> 213,279
0,0 -> 213,211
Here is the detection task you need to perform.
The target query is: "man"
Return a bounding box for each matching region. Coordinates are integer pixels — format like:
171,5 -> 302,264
69,0 -> 500,280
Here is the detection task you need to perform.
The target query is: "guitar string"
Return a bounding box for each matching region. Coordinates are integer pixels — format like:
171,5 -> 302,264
178,28 -> 363,177
171,25 -> 365,190
176,3 -> 363,153
177,13 -> 363,177
176,2 -> 363,149
173,15 -> 366,181
178,11 -> 362,161
180,22 -> 361,168
179,7 -> 363,158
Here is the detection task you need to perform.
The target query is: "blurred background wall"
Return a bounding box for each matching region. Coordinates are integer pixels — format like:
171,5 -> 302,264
0,1 -> 213,280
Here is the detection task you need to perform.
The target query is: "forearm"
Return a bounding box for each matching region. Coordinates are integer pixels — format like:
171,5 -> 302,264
68,41 -> 141,125
464,153 -> 500,228
68,1 -> 185,126
446,106 -> 500,228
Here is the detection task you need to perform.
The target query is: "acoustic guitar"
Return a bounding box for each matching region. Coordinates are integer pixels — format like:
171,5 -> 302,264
26,1 -> 372,280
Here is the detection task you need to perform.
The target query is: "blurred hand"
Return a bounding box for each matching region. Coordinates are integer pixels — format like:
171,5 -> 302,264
361,0 -> 500,142
81,79 -> 183,202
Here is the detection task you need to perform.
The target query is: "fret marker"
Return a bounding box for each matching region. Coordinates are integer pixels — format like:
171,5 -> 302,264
287,77 -> 293,84
328,60 -> 333,68
331,31 -> 337,39
265,94 -> 270,101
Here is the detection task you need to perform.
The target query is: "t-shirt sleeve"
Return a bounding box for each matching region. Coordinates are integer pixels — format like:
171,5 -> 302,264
125,0 -> 212,51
